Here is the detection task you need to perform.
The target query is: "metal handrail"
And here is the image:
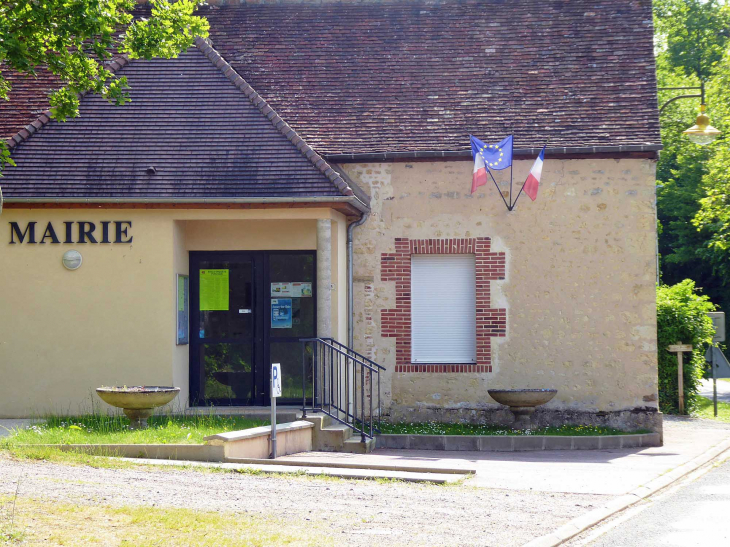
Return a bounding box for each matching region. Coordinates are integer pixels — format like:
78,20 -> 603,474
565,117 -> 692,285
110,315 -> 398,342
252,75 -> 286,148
319,337 -> 386,372
299,337 -> 383,442
306,337 -> 384,372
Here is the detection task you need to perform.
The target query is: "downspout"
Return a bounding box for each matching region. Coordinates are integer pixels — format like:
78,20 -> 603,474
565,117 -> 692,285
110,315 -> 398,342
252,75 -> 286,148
347,212 -> 369,348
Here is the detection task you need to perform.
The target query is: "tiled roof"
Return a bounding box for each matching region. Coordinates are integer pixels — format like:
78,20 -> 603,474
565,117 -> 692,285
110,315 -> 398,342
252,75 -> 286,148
1,39 -> 369,207
0,69 -> 60,141
0,0 -> 660,157
203,0 -> 660,155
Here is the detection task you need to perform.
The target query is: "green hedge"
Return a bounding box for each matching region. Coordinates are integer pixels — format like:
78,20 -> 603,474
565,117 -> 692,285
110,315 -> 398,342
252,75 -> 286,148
657,280 -> 716,414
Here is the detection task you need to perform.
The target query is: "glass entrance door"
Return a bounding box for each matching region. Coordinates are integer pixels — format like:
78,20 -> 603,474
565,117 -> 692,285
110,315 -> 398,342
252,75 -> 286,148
267,253 -> 316,405
190,253 -> 261,406
189,251 -> 316,407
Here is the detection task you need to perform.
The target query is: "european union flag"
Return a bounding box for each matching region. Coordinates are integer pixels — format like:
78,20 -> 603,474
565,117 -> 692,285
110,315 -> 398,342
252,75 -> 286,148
470,135 -> 513,171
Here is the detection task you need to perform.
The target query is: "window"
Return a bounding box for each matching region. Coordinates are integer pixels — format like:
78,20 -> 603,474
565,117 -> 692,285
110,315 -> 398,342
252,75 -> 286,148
411,255 -> 477,363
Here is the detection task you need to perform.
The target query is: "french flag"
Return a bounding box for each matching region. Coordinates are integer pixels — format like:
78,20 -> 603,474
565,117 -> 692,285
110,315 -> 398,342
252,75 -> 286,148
470,135 -> 488,193
471,149 -> 488,193
523,146 -> 545,201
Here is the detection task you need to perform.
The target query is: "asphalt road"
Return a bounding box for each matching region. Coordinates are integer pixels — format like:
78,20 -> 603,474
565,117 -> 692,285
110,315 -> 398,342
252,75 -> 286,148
584,459 -> 730,546
700,378 -> 730,403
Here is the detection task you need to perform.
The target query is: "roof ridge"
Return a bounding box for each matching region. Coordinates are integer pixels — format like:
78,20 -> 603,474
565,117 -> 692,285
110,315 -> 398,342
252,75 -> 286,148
5,55 -> 132,151
194,37 -> 363,202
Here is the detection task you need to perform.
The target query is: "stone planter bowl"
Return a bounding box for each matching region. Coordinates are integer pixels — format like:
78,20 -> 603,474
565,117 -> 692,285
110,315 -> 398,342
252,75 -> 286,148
96,386 -> 180,429
488,389 -> 558,429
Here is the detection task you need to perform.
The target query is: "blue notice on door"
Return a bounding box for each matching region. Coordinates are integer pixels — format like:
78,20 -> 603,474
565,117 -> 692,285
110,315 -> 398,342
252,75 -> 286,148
271,298 -> 292,329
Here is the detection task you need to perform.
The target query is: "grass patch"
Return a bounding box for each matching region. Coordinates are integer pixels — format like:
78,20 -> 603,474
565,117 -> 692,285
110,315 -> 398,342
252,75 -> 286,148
0,496 -> 329,546
0,444 -> 144,468
378,422 -> 648,436
0,414 -> 268,447
694,396 -> 730,422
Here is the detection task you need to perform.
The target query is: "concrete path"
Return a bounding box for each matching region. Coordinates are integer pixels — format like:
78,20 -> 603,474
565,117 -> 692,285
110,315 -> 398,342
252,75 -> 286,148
699,377 -> 730,403
0,419 -> 33,438
277,417 -> 730,496
577,458 -> 730,546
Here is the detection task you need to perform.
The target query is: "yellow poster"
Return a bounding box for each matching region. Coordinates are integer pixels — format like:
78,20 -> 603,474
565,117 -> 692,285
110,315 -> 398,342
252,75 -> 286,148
199,269 -> 229,311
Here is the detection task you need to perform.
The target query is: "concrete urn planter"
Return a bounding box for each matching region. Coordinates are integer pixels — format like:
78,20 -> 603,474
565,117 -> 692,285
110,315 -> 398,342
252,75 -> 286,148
488,389 -> 558,429
96,386 -> 180,429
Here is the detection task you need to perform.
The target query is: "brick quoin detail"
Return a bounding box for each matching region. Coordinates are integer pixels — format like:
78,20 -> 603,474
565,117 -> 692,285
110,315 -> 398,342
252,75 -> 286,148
380,237 -> 506,373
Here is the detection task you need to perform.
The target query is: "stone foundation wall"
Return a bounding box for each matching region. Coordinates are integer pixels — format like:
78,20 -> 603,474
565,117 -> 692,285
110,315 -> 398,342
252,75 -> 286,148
387,405 -> 663,439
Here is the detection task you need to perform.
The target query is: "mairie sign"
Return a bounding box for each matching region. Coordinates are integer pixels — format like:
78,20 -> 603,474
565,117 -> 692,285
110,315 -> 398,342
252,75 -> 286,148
8,221 -> 133,244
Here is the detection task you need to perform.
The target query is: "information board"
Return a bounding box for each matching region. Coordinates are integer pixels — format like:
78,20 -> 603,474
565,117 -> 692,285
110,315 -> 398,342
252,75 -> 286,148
271,298 -> 292,328
708,312 -> 726,343
271,282 -> 312,297
199,269 -> 229,311
176,274 -> 189,345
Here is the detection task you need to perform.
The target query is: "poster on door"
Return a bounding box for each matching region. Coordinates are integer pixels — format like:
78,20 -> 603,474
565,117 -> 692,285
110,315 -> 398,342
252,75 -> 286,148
271,298 -> 292,329
199,269 -> 229,311
270,282 -> 312,298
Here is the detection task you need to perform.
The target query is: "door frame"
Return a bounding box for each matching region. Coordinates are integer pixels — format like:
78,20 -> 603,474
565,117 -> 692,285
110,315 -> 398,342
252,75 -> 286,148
189,250 -> 317,407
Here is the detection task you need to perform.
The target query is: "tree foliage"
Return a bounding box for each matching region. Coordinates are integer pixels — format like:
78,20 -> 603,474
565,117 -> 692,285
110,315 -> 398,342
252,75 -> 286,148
0,0 -> 208,121
694,49 -> 730,279
657,280 -> 716,414
654,0 -> 730,81
654,0 -> 730,311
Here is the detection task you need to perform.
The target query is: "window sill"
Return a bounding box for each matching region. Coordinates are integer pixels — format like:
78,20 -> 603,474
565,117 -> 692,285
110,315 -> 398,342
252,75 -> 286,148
396,364 -> 492,373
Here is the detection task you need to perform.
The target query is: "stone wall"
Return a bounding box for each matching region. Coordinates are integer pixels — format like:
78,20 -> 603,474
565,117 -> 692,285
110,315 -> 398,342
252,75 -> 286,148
341,157 -> 659,430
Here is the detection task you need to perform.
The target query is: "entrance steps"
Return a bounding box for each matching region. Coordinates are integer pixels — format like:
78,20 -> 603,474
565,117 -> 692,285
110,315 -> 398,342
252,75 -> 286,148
303,414 -> 376,454
187,407 -> 374,453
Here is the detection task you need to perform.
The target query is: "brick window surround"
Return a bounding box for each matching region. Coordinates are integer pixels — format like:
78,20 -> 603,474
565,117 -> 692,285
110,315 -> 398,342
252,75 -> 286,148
381,238 -> 506,373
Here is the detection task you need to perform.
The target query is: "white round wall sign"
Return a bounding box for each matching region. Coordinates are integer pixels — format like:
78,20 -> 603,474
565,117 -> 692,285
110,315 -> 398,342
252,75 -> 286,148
62,250 -> 83,270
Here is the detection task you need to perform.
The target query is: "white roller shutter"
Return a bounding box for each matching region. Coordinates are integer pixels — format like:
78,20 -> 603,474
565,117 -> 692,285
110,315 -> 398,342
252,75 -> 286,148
411,255 -> 476,363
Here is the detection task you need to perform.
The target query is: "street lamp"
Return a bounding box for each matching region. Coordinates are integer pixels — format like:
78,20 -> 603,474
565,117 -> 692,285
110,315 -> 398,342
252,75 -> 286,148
683,104 -> 722,145
659,81 -> 722,145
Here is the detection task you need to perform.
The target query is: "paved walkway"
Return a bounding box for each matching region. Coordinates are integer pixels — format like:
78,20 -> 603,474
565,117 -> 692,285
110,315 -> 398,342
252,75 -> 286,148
699,378 -> 730,403
275,417 -> 730,496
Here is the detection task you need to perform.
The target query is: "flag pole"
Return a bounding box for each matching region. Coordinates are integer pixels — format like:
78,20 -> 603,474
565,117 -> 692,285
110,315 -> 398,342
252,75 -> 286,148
511,143 -> 547,210
508,162 -> 514,211
486,164 -> 511,211
508,136 -> 514,211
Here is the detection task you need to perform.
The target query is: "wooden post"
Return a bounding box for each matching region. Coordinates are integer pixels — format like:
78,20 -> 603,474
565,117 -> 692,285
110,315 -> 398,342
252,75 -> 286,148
677,351 -> 684,413
668,343 -> 693,414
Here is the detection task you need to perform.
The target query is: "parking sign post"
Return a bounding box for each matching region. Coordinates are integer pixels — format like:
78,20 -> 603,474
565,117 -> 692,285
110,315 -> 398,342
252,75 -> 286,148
270,363 -> 282,459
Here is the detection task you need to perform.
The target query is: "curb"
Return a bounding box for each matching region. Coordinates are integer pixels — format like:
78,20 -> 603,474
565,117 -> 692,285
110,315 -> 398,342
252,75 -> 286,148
376,433 -> 660,451
115,457 -> 464,484
225,457 -> 474,475
522,435 -> 730,547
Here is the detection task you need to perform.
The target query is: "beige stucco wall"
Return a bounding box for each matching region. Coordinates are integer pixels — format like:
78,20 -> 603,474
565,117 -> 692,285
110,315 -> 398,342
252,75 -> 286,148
342,158 -> 658,415
0,207 -> 347,417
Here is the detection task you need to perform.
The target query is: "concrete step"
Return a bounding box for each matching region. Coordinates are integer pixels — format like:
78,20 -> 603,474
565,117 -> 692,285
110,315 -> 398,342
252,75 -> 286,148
316,423 -> 354,451
342,436 -> 376,454
303,413 -> 379,453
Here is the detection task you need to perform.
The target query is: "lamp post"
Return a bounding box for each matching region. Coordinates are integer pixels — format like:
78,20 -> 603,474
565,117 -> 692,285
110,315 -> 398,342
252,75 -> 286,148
658,81 -> 722,414
656,82 -> 722,282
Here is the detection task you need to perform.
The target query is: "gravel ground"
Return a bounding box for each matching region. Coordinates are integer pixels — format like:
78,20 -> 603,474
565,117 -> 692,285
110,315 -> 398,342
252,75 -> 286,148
0,453 -> 607,546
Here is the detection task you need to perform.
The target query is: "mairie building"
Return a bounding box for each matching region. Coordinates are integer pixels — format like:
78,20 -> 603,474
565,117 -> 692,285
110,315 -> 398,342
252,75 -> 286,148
0,0 -> 662,434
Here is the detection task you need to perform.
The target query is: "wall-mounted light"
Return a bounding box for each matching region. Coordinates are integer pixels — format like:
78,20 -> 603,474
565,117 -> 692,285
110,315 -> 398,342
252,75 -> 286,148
683,104 -> 722,146
62,249 -> 83,270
